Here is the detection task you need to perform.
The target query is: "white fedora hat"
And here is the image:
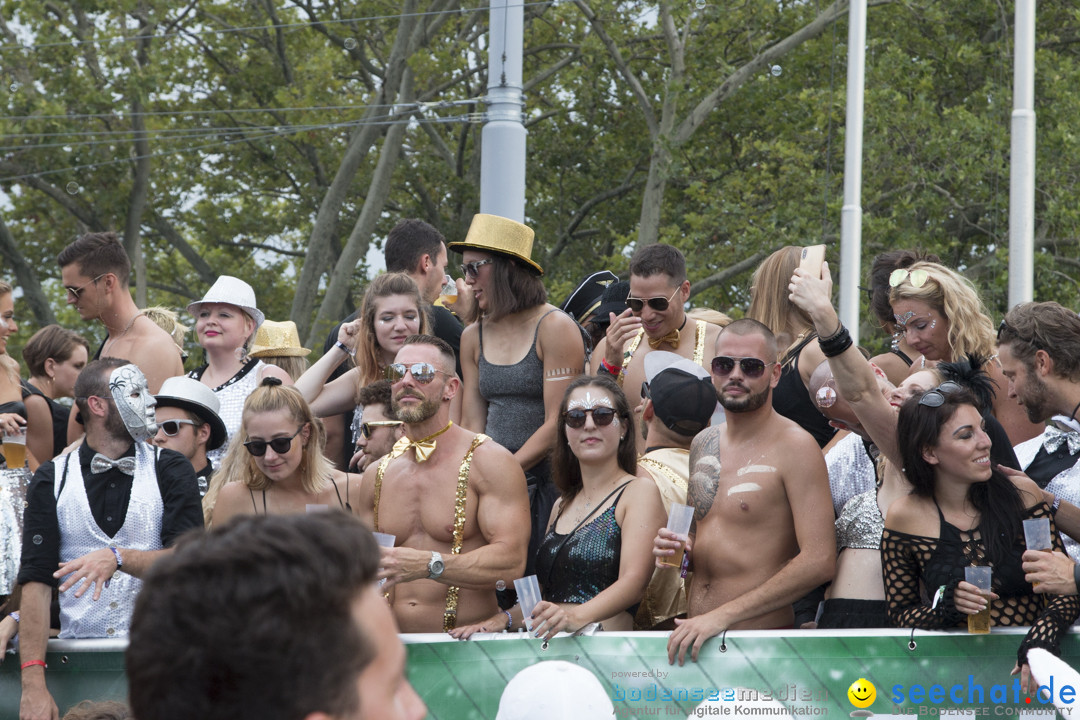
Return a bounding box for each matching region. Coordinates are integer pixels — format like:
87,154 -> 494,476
154,376 -> 228,450
186,276 -> 265,330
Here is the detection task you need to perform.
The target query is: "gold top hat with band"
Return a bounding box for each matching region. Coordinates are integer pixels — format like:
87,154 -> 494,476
448,213 -> 543,275
249,320 -> 311,358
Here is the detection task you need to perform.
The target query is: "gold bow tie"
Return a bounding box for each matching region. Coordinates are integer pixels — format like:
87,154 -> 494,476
648,328 -> 680,349
393,421 -> 453,463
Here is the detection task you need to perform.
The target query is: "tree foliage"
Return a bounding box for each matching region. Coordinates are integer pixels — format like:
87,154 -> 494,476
0,0 -> 1078,363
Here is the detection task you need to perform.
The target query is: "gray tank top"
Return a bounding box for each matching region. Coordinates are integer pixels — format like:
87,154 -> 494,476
478,309 -> 557,453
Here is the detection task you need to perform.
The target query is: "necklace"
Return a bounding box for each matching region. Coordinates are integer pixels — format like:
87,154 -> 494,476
102,312 -> 139,355
1069,398 -> 1080,423
572,472 -> 623,524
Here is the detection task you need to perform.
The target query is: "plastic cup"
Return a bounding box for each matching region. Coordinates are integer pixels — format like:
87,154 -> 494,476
373,533 -> 396,588
2,426 -> 27,468
438,275 -> 458,307
1023,518 -> 1053,587
372,532 -> 396,548
964,566 -> 992,634
659,503 -> 693,568
514,575 -> 542,632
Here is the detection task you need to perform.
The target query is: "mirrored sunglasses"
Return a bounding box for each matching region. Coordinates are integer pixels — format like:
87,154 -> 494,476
563,407 -> 617,429
385,362 -> 446,384
710,356 -> 774,378
889,268 -> 929,289
244,426 -> 304,457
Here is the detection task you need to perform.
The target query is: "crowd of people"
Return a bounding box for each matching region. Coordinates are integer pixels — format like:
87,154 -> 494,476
1,217 -> 1080,719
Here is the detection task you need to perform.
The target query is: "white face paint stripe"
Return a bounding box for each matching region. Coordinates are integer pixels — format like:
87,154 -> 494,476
727,482 -> 763,495
736,465 -> 777,477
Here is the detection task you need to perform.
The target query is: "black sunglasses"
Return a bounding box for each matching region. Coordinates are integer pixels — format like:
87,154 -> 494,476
563,407 -> 617,429
244,426 -> 304,457
385,362 -> 447,385
710,356 -> 775,378
360,421 -> 402,439
625,287 -> 679,313
159,419 -> 196,437
460,259 -> 493,279
917,381 -> 963,408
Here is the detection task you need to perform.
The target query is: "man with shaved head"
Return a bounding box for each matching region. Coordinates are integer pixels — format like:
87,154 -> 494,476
653,319 -> 835,664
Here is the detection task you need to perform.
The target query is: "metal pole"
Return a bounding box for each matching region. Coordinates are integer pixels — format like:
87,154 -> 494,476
1009,0 -> 1036,308
838,0 -> 867,345
479,0 -> 527,222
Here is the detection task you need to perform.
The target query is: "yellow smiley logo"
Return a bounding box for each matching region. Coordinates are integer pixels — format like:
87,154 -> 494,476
847,678 -> 876,709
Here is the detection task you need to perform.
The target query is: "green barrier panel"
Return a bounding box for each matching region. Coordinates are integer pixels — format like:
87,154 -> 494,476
3,630 -> 1079,718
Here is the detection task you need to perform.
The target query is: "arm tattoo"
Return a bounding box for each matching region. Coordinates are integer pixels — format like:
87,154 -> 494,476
688,429 -> 722,522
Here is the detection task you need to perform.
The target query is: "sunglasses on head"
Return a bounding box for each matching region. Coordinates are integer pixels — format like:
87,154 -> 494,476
997,317 -> 1044,350
158,419 -> 196,437
360,420 -> 402,439
889,268 -> 930,289
243,425 -> 304,457
625,286 -> 680,313
563,407 -> 617,429
460,259 -> 493,279
917,381 -> 963,408
710,356 -> 775,378
385,362 -> 446,384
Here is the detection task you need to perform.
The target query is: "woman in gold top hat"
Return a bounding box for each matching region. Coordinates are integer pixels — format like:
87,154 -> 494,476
453,214 -> 588,574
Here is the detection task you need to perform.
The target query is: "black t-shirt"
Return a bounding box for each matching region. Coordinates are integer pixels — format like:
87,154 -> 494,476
18,443 -> 204,588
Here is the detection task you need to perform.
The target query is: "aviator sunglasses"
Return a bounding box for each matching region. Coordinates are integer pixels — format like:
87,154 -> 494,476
710,356 -> 775,378
158,419 -> 196,436
563,407 -> 617,429
243,425 -> 304,457
385,362 -> 447,384
888,268 -> 930,289
625,286 -> 680,313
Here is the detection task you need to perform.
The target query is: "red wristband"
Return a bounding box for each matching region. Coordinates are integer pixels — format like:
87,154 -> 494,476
21,659 -> 47,670
599,358 -> 622,374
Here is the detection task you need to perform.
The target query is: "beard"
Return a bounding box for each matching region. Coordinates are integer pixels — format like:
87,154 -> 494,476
104,402 -> 132,439
1022,372 -> 1055,424
392,390 -> 442,424
718,381 -> 771,414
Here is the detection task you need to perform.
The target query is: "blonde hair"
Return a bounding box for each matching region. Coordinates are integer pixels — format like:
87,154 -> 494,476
142,305 -> 189,348
747,246 -> 813,354
889,261 -> 996,361
686,307 -> 732,327
259,355 -> 309,382
0,282 -> 20,383
353,273 -> 429,388
214,381 -> 334,497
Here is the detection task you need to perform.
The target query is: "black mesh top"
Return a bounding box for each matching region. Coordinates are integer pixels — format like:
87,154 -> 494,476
881,501 -> 1080,664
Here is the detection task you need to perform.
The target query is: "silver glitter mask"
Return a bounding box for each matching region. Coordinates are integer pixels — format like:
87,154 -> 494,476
109,364 -> 158,442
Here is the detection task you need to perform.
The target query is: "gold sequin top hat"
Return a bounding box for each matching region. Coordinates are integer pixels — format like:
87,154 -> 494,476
248,320 -> 311,358
448,213 -> 543,275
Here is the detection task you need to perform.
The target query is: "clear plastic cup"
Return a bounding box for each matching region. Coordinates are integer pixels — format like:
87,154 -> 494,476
964,566 -> 992,634
514,575 -> 542,632
2,426 -> 27,468
1023,518 -> 1053,588
659,503 -> 693,568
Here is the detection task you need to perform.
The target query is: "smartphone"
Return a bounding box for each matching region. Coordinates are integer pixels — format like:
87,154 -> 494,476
799,244 -> 826,278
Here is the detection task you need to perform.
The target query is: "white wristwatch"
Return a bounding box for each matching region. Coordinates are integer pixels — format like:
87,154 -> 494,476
427,551 -> 445,580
